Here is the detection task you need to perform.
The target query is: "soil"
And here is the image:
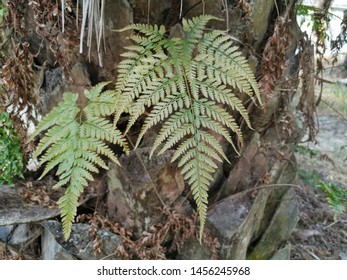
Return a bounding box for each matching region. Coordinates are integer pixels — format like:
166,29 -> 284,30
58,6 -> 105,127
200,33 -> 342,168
289,67 -> 347,260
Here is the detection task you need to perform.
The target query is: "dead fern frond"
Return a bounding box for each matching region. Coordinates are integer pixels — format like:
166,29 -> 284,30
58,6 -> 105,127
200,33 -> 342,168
259,17 -> 292,100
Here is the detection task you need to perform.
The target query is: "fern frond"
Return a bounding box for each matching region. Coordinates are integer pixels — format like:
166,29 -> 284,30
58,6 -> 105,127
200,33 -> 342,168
115,16 -> 261,241
32,84 -> 127,240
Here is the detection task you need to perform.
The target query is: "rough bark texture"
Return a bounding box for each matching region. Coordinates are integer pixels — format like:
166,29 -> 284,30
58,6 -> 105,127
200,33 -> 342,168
0,0 -> 315,259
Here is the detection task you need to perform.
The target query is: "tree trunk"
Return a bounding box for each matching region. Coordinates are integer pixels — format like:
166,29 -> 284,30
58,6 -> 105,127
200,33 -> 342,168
0,0 -> 315,259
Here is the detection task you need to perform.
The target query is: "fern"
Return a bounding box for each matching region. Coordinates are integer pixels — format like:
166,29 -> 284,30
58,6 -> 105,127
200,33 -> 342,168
115,15 -> 261,241
30,82 -> 128,240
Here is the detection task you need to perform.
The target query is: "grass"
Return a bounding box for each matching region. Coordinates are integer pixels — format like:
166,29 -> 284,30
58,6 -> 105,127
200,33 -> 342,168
332,83 -> 347,114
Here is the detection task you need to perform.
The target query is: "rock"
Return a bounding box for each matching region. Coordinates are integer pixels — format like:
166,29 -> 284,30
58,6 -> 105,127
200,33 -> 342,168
39,66 -> 65,115
41,220 -> 122,260
339,252 -> 347,260
207,194 -> 252,243
0,205 -> 60,227
271,243 -> 291,260
176,237 -> 214,260
0,225 -> 14,242
132,0 -> 245,37
248,188 -> 299,260
0,224 -> 42,259
41,222 -> 75,260
9,224 -> 41,245
106,163 -> 136,229
0,186 -> 60,226
251,0 -> 275,48
222,189 -> 272,259
252,158 -> 298,241
209,176 -> 298,259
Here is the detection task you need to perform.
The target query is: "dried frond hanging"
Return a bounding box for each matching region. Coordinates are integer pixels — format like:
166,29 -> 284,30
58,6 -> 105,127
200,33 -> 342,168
1,41 -> 38,152
297,35 -> 317,143
30,0 -> 80,75
238,0 -> 252,19
312,0 -> 333,73
2,42 -> 37,108
2,0 -> 26,35
258,17 -> 292,101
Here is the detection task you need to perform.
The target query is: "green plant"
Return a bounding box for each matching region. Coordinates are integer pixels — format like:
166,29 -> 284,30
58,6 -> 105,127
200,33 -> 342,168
33,15 -> 261,241
332,83 -> 347,114
295,145 -> 317,158
0,2 -> 6,23
317,180 -> 347,217
0,112 -> 24,184
298,169 -> 321,187
30,83 -> 128,239
299,170 -> 347,217
114,15 -> 261,240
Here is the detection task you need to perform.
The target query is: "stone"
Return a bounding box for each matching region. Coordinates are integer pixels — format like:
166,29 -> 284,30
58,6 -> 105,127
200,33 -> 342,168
222,189 -> 272,259
207,194 -> 252,243
0,225 -> 14,242
87,0 -> 133,82
41,222 -> 75,260
9,224 -> 41,245
271,243 -> 291,260
176,237 -> 214,260
248,188 -> 299,260
41,220 -> 122,260
339,252 -> 347,260
250,0 -> 275,47
0,186 -> 60,226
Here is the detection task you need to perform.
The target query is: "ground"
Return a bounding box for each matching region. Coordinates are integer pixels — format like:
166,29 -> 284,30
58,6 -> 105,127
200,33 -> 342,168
290,65 -> 347,260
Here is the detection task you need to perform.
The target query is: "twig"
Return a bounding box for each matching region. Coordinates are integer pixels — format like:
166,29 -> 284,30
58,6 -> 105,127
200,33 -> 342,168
222,0 -> 229,31
320,98 -> 347,121
322,220 -> 339,230
314,76 -> 335,84
301,246 -> 321,260
274,0 -> 280,17
147,0 -> 151,24
61,0 -> 65,32
179,0 -> 183,19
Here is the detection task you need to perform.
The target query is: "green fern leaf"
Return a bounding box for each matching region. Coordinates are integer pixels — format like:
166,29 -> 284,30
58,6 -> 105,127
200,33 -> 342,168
31,84 -> 128,240
115,15 -> 261,241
